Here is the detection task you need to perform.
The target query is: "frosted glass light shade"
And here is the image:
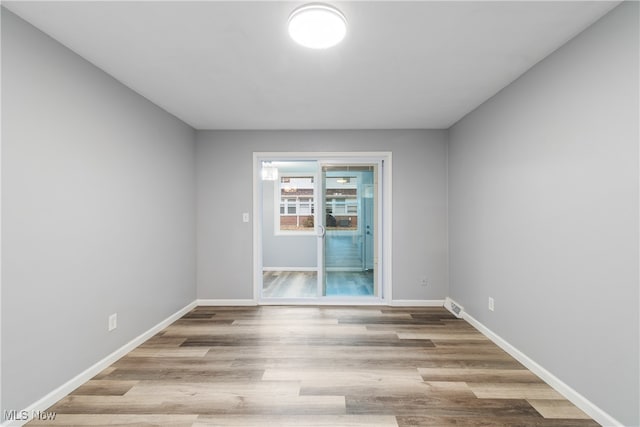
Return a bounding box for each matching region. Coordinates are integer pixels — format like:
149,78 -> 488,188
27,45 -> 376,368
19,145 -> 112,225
261,163 -> 278,181
288,4 -> 347,49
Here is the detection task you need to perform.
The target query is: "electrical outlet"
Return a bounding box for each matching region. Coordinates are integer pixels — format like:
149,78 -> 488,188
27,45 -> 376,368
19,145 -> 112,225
108,313 -> 117,331
420,277 -> 428,286
242,212 -> 250,222
488,297 -> 495,312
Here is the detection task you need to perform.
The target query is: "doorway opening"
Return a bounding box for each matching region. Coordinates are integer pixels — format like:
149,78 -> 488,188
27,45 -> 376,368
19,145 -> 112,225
253,153 -> 392,304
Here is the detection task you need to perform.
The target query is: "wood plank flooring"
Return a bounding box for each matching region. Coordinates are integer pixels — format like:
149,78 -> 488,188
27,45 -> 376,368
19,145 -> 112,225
262,271 -> 374,297
29,306 -> 599,426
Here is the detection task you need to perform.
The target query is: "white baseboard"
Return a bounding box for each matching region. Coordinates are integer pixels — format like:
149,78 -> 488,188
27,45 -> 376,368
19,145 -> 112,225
197,299 -> 258,306
1,300 -> 197,427
389,299 -> 445,307
462,311 -> 623,427
262,267 -> 316,272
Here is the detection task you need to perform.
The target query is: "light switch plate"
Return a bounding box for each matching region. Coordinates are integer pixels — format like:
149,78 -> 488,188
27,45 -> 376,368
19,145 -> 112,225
108,313 -> 117,331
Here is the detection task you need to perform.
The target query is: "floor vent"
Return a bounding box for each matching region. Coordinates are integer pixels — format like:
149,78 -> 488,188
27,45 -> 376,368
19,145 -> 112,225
445,297 -> 464,318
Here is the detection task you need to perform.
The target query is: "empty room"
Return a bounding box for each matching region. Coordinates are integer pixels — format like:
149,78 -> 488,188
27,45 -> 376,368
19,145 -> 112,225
1,1 -> 638,426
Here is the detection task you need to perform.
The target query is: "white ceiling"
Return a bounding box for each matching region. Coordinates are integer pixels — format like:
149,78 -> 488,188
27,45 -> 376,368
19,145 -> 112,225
4,1 -> 619,130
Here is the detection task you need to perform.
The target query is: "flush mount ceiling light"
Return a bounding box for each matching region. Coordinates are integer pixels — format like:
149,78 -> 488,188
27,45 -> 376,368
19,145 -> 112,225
288,3 -> 347,49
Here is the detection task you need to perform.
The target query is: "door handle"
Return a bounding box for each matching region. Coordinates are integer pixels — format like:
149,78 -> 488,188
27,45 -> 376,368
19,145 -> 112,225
317,225 -> 326,237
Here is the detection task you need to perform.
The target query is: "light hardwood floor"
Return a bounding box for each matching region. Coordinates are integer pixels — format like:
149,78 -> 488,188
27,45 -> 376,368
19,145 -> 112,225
29,306 -> 599,426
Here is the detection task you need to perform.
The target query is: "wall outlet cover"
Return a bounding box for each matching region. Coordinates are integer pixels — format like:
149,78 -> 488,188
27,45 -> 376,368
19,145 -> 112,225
108,313 -> 117,331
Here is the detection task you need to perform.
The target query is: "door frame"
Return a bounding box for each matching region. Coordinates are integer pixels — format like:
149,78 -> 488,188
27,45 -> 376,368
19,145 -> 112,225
253,152 -> 393,305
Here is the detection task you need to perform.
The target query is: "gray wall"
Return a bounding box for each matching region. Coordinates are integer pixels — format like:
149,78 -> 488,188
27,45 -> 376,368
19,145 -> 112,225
1,10 -> 197,416
448,3 -> 639,426
196,130 -> 448,300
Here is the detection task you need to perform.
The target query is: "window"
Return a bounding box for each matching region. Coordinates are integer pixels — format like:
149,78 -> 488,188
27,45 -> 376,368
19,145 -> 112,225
277,175 -> 315,233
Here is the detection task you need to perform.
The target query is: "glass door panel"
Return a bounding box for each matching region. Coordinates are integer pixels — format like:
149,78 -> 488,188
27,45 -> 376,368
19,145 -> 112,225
261,160 -> 319,298
321,164 -> 377,297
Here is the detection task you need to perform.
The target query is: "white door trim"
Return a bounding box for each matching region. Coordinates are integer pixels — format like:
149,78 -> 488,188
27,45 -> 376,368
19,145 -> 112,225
253,152 -> 392,304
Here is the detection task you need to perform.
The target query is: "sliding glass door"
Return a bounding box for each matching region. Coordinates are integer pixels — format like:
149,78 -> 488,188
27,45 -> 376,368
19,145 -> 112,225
258,156 -> 382,301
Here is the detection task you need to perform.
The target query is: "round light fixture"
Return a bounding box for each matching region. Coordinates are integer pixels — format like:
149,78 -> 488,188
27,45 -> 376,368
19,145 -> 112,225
288,3 -> 347,49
